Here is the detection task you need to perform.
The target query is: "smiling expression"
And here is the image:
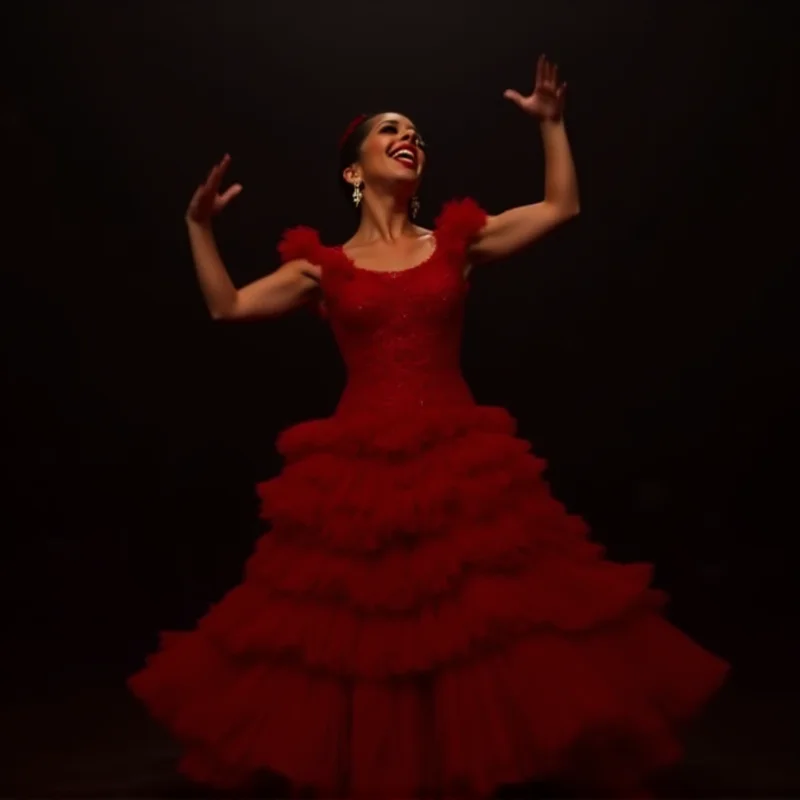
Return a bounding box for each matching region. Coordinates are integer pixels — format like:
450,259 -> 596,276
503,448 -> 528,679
344,113 -> 426,191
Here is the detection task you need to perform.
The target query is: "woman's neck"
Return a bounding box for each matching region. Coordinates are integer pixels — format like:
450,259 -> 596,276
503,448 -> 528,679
353,187 -> 416,243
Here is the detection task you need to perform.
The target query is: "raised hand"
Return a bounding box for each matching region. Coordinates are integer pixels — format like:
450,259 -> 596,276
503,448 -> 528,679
504,54 -> 567,122
186,154 -> 243,226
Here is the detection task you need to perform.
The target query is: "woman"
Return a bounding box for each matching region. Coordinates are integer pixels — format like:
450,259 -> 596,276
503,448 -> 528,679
130,56 -> 727,799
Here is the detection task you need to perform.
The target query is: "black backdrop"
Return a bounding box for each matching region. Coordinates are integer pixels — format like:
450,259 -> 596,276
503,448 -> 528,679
2,2 -> 795,699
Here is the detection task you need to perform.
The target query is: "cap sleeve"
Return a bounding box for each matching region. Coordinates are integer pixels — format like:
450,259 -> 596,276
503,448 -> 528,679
277,226 -> 323,265
434,198 -> 488,261
276,226 -> 329,320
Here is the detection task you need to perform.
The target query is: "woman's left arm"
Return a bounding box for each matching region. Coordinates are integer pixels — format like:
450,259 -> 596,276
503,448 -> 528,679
470,55 -> 580,266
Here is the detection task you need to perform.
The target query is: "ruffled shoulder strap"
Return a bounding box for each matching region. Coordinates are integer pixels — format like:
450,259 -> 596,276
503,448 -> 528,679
434,198 -> 488,260
277,225 -> 324,266
276,226 -> 332,319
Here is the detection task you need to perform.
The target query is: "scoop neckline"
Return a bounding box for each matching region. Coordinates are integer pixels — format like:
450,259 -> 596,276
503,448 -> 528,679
337,231 -> 439,276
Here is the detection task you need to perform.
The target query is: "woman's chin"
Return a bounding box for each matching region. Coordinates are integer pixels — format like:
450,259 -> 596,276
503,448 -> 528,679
388,172 -> 422,188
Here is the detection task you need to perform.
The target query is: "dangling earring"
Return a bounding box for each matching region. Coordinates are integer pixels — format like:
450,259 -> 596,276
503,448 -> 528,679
352,181 -> 363,208
410,195 -> 420,219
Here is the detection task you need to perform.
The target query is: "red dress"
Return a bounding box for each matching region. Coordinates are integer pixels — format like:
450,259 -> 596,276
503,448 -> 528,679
129,199 -> 728,798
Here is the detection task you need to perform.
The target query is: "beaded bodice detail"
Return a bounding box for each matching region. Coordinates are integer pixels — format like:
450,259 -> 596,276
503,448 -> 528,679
277,199 -> 488,417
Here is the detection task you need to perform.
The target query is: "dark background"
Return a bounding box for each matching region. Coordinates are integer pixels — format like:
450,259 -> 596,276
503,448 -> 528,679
1,1 -> 797,796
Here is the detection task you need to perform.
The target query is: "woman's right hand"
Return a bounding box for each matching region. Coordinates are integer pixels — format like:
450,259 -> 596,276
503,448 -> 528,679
186,154 -> 242,227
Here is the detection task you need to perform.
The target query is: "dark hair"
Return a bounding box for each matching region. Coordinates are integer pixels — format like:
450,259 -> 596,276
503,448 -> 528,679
338,112 -> 378,203
337,111 -> 426,205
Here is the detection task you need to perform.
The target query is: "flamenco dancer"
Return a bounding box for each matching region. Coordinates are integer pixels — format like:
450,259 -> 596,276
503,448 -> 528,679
129,55 -> 728,798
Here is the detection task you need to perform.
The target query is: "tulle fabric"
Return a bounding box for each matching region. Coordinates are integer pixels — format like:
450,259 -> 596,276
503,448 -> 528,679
129,199 -> 728,798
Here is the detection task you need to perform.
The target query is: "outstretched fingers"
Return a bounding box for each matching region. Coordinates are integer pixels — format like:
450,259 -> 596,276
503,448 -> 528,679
205,154 -> 232,193
503,88 -> 526,107
535,53 -> 546,89
536,55 -> 560,91
219,183 -> 243,205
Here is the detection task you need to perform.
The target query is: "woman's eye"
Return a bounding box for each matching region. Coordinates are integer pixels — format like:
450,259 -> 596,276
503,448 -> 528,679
381,125 -> 398,134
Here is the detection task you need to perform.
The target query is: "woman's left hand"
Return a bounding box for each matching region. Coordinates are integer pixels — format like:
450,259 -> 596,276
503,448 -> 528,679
504,54 -> 566,122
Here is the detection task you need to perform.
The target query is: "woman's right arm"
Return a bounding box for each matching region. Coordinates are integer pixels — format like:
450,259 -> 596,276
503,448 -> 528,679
186,154 -> 320,321
187,220 -> 320,321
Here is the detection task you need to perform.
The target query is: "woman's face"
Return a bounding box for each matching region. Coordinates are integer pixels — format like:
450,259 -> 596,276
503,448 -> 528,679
346,112 -> 426,191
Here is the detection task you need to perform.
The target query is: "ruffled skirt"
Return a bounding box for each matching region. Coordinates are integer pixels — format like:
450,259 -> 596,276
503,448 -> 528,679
129,405 -> 728,798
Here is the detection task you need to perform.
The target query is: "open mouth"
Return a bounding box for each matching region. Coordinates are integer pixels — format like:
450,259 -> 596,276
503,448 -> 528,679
389,145 -> 418,170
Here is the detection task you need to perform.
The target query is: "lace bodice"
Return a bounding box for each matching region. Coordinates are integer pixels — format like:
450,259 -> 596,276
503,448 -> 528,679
278,199 -> 488,417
